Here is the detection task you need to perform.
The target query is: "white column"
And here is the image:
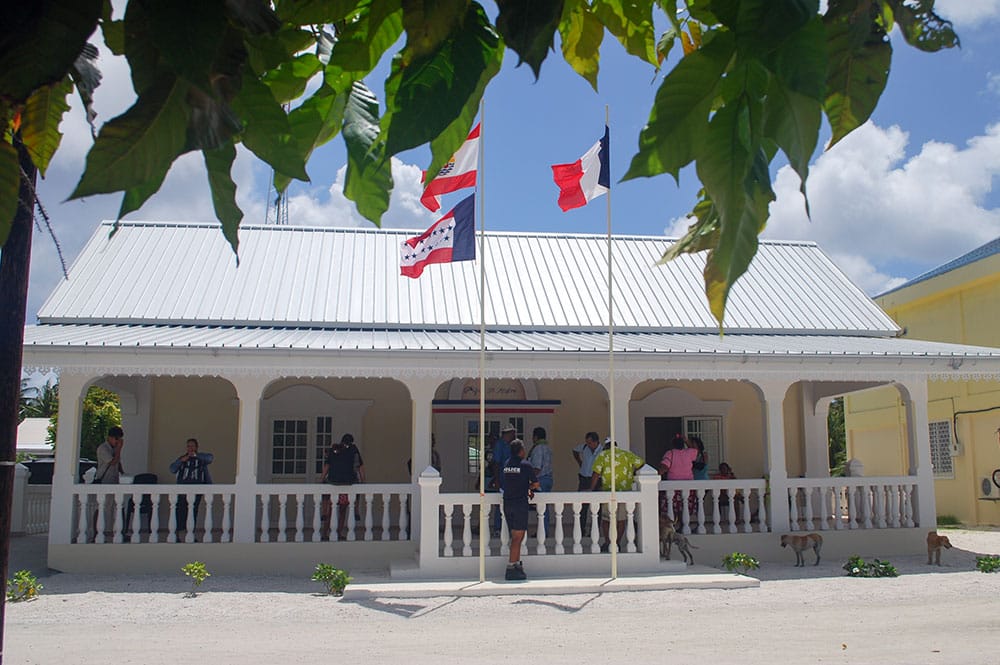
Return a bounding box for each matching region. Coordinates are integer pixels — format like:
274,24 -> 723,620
802,385 -> 832,478
417,468 -> 442,570
600,376 -> 640,450
230,374 -> 270,544
404,377 -> 439,544
758,379 -> 792,533
11,463 -> 29,535
635,465 -> 661,568
48,372 -> 90,546
899,378 -> 935,528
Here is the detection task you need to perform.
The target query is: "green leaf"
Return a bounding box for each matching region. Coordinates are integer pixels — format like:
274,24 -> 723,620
276,0 -> 358,24
20,77 -> 73,176
695,100 -> 751,244
343,81 -> 391,226
263,53 -> 323,103
232,72 -> 310,181
116,165 -> 169,219
713,0 -> 817,55
400,0 -> 468,61
285,77 -> 350,172
204,142 -> 243,256
658,192 -> 720,263
100,0 -> 125,55
823,7 -> 891,147
886,0 -> 959,52
702,148 -> 774,327
69,43 -> 103,137
0,140 -> 19,247
495,0 -> 563,79
326,1 -> 404,76
222,0 -> 281,35
623,30 -> 735,182
592,0 -> 658,66
381,3 -> 501,158
246,27 -> 315,73
146,0 -> 229,92
70,75 -> 190,199
558,0 -> 604,90
764,84 -> 820,215
0,0 -> 102,103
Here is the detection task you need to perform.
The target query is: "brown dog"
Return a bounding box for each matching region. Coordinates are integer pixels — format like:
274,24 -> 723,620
659,514 -> 677,560
781,533 -> 822,566
927,531 -> 953,565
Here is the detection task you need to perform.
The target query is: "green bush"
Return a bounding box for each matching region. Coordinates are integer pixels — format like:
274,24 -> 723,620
936,515 -> 961,527
843,555 -> 898,578
6,569 -> 43,602
722,552 -> 760,575
312,564 -> 352,596
181,561 -> 210,597
975,555 -> 1000,573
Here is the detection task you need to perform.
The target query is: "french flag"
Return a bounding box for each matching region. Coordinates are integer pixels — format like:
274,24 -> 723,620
420,124 -> 480,212
400,194 -> 476,278
551,127 -> 610,212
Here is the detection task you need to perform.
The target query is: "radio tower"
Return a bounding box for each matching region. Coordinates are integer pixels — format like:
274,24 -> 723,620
265,103 -> 291,225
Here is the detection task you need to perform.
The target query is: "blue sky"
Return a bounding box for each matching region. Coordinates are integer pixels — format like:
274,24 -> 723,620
23,0 -> 1000,322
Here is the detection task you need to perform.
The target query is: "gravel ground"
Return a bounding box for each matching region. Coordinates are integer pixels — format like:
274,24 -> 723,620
4,528 -> 1000,664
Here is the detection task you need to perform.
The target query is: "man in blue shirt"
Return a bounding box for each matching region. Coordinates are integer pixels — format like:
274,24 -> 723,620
572,431 -> 605,533
502,440 -> 538,581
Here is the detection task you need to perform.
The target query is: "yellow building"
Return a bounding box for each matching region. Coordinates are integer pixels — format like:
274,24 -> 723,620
845,238 -> 1000,526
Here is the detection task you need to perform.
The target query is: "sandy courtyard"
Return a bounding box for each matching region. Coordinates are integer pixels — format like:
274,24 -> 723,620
4,529 -> 1000,664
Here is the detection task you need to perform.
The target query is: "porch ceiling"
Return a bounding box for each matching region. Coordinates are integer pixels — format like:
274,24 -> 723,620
22,323 -> 1000,361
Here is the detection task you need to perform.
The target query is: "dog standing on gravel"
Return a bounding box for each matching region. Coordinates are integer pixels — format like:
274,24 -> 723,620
780,533 -> 823,566
659,515 -> 696,564
927,531 -> 953,565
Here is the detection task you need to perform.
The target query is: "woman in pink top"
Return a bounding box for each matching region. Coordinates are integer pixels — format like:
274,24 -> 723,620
660,435 -> 700,519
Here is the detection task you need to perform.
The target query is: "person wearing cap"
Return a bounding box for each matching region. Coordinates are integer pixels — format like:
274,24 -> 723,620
589,439 -> 645,552
502,439 -> 538,581
572,431 -> 606,533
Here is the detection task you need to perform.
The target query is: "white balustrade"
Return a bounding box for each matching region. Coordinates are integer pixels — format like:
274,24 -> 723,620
658,480 -> 769,535
784,478 -> 920,531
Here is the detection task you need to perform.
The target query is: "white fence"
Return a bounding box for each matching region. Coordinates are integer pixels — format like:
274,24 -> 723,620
256,484 -> 412,542
12,464 -> 51,535
658,479 -> 770,535
787,478 -> 917,531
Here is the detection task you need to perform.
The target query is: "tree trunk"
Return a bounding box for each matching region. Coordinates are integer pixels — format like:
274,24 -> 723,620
0,139 -> 36,665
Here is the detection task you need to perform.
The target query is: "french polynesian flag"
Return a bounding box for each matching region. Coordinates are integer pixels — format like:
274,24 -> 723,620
551,126 -> 610,212
400,194 -> 476,278
420,124 -> 480,212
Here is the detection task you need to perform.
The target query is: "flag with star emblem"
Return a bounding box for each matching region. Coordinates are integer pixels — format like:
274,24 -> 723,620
400,194 -> 476,278
420,124 -> 480,212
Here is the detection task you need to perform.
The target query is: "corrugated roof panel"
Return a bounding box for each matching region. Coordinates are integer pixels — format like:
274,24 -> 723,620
36,221 -> 901,335
22,324 -> 1000,359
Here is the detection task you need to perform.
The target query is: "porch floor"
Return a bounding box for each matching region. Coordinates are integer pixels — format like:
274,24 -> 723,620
344,567 -> 759,599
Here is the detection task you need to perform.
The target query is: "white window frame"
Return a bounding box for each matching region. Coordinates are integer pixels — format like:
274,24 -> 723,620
928,420 -> 955,478
270,415 -> 334,479
683,416 -> 724,472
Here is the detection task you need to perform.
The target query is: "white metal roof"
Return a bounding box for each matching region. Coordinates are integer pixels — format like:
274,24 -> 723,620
23,323 -> 1000,360
36,221 -> 900,335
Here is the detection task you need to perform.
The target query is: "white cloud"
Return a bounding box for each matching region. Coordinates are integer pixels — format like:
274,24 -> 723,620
283,158 -> 438,230
934,0 -> 1000,27
765,121 -> 1000,294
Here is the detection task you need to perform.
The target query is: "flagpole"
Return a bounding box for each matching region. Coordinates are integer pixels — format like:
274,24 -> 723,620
604,106 -> 618,579
477,100 -> 487,584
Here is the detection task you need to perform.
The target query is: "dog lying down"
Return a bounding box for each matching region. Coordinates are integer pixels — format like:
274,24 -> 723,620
780,533 -> 822,566
659,515 -> 697,565
927,531 -> 953,565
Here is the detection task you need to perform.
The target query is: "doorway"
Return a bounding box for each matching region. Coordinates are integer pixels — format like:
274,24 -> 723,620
644,417 -> 683,470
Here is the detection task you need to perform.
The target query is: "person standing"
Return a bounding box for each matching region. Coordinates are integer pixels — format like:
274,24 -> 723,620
572,431 -> 604,532
169,438 -> 214,532
502,440 -> 538,581
660,433 -> 700,518
91,426 -> 124,542
528,426 -> 553,535
590,439 -> 645,552
491,424 -> 516,535
321,434 -> 364,539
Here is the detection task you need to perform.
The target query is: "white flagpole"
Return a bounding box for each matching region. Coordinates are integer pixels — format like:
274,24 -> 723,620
477,101 -> 487,584
604,106 -> 618,579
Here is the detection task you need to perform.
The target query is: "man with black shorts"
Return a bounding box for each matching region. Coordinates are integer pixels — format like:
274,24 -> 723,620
502,440 -> 539,581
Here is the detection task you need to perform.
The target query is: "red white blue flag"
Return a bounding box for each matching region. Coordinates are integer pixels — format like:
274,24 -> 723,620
420,124 -> 480,212
400,194 -> 476,278
551,127 -> 610,212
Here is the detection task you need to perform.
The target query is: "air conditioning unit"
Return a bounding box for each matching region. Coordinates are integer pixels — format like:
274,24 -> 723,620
981,478 -> 995,499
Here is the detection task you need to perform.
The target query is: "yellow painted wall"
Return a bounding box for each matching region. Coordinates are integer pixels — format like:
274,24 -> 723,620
149,377 -> 239,483
537,379 -> 609,491
845,252 -> 1000,525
